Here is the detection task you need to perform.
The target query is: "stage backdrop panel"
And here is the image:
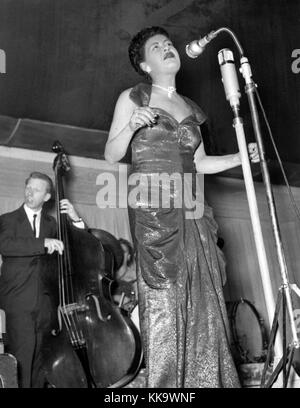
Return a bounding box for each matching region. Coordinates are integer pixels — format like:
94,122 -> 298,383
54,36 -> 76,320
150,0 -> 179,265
0,146 -> 132,242
0,146 -> 300,347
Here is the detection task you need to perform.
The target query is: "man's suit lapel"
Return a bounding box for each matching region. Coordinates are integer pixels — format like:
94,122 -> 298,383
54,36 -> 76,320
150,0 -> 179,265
40,209 -> 55,239
16,205 -> 55,239
16,205 -> 34,237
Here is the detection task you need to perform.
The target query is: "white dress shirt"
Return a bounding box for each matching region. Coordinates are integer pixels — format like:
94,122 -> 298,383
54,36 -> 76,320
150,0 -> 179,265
23,204 -> 42,238
24,204 -> 85,239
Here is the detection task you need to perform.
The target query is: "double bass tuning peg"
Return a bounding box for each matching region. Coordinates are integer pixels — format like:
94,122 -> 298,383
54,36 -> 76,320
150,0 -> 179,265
52,140 -> 64,154
52,141 -> 71,172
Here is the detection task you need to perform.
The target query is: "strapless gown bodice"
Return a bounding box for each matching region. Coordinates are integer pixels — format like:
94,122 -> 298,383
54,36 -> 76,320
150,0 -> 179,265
130,83 -> 206,175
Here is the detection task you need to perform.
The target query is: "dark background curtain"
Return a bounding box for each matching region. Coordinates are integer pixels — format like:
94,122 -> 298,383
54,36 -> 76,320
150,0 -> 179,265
0,0 -> 299,166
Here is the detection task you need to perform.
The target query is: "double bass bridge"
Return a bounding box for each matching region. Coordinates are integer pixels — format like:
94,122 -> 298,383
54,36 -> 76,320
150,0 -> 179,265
61,303 -> 89,315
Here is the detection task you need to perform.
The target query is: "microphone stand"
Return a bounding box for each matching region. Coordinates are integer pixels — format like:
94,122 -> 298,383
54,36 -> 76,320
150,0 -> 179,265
222,82 -> 284,386
215,27 -> 300,387
239,54 -> 300,388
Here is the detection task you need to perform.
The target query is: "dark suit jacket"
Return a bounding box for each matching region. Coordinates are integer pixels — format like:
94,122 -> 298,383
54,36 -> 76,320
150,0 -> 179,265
0,205 -> 57,313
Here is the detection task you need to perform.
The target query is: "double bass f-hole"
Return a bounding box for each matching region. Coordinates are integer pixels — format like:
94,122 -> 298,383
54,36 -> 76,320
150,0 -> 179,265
86,295 -> 111,322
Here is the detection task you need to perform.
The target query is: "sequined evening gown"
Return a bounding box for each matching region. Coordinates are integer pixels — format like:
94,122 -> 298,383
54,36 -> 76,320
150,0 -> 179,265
127,83 -> 240,388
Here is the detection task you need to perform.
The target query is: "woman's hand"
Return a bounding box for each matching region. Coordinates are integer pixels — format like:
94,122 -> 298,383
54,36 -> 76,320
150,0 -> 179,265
248,143 -> 260,163
60,199 -> 81,222
129,107 -> 158,132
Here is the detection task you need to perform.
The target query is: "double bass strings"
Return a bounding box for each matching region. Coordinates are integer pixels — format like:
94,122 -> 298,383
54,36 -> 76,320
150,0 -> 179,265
54,165 -> 84,347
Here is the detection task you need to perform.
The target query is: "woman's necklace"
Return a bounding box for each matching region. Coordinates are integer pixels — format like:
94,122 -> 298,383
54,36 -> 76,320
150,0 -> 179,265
152,83 -> 176,98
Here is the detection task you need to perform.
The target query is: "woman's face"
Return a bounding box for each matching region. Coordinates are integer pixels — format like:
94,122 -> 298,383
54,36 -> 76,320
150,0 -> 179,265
141,34 -> 181,77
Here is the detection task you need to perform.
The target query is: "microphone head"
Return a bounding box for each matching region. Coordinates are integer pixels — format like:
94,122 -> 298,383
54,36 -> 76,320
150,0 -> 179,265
218,48 -> 234,65
186,31 -> 217,59
185,40 -> 205,59
217,48 -> 241,108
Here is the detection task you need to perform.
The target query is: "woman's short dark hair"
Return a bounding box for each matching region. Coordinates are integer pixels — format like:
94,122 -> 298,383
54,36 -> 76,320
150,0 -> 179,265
118,238 -> 135,267
128,26 -> 170,77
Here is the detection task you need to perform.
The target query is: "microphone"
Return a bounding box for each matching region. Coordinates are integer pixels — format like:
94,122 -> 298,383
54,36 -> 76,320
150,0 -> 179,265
218,48 -> 241,110
185,30 -> 217,58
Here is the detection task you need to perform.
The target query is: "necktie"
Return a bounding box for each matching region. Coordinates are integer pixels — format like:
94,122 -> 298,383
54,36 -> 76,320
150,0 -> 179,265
33,214 -> 37,237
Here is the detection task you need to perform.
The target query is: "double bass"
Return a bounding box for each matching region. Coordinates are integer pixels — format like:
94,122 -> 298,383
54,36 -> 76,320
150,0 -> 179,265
40,141 -> 143,388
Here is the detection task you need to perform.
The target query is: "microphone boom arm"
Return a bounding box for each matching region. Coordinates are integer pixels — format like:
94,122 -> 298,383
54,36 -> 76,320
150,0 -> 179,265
213,27 -> 244,56
186,27 -> 244,58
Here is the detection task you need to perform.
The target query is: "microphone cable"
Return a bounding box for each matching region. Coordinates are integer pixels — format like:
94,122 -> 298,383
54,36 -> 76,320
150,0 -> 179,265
254,87 -> 300,223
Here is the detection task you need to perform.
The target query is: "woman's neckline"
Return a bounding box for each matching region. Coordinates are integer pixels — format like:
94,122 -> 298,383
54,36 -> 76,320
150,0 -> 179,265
148,106 -> 194,125
147,83 -> 194,124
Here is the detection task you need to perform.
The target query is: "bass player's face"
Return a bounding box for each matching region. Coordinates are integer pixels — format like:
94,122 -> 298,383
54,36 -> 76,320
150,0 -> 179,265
24,178 -> 51,211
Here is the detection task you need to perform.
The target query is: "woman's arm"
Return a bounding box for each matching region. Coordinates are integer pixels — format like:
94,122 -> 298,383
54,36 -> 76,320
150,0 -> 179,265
194,142 -> 259,174
104,88 -> 156,164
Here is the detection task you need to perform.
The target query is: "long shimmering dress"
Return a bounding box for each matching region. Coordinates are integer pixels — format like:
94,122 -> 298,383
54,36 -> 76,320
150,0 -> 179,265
127,83 -> 240,388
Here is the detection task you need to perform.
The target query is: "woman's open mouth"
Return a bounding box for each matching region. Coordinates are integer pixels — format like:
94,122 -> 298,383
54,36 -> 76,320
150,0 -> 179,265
164,51 -> 175,60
